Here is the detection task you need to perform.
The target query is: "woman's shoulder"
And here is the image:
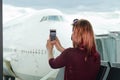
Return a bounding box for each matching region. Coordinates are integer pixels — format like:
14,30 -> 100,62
63,47 -> 76,52
61,47 -> 75,54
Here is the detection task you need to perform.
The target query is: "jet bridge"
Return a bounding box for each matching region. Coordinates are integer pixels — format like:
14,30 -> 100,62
95,31 -> 120,63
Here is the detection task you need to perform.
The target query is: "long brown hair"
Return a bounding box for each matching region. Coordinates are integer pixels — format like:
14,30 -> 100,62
72,19 -> 96,55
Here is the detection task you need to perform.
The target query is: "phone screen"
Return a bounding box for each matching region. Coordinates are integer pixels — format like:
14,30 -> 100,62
50,29 -> 56,41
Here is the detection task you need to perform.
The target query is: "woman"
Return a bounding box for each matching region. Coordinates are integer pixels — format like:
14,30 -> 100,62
46,19 -> 100,80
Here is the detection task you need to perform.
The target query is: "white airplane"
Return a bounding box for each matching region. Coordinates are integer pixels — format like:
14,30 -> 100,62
3,9 -> 73,80
3,9 -> 120,80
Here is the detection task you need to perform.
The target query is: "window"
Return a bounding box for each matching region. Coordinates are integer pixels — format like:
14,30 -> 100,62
40,15 -> 64,22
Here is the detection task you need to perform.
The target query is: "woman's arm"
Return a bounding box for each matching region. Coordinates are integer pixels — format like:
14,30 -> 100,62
54,37 -> 65,52
46,39 -> 54,60
46,37 -> 67,69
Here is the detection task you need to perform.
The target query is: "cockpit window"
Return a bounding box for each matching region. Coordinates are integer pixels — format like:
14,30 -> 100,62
48,16 -> 59,21
40,17 -> 47,22
40,15 -> 64,22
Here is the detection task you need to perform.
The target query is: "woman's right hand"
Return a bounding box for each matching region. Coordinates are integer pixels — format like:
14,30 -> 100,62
55,37 -> 65,52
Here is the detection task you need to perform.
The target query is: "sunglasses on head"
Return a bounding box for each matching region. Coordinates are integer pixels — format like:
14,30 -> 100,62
73,19 -> 78,26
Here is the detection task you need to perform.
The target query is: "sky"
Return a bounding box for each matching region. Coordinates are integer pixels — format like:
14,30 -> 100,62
3,0 -> 120,13
2,0 -> 120,32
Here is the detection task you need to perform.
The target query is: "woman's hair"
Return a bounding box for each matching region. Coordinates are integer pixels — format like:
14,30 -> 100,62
72,19 -> 96,55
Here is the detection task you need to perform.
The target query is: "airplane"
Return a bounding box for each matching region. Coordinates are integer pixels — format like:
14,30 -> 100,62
3,9 -> 120,80
3,9 -> 73,80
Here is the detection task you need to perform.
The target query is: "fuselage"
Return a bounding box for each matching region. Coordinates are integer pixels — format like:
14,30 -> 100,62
3,9 -> 72,80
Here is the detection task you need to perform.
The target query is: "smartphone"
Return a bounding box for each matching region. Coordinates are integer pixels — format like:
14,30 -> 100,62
50,29 -> 56,41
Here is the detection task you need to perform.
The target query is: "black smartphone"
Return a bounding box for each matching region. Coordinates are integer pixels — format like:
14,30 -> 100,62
50,29 -> 56,41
